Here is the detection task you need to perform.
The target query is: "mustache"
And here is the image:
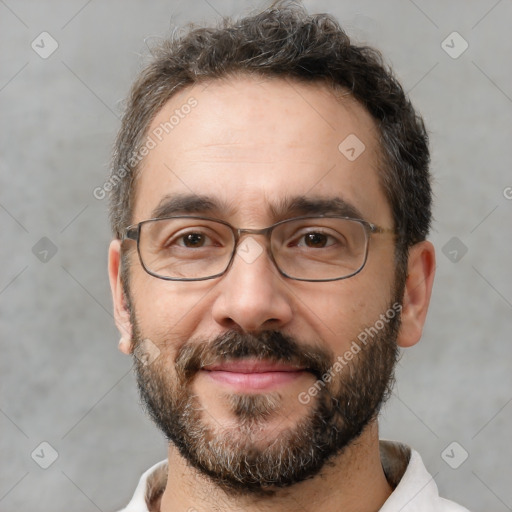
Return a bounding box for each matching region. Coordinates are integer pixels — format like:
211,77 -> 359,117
174,330 -> 333,383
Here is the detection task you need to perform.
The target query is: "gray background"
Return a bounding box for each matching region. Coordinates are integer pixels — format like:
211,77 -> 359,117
1,0 -> 511,511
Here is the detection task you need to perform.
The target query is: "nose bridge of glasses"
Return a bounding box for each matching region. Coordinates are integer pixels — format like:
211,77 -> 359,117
235,226 -> 273,243
232,226 -> 275,266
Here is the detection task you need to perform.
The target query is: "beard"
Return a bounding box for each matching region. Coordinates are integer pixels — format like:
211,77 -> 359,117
130,302 -> 401,497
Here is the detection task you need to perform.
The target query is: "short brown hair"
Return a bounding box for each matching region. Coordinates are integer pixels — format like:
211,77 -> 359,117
109,1 -> 431,274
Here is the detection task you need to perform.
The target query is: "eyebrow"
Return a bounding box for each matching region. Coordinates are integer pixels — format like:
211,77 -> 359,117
151,194 -> 235,219
269,195 -> 365,221
150,193 -> 365,222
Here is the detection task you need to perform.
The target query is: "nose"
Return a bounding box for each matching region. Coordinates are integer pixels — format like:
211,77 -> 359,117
211,235 -> 293,332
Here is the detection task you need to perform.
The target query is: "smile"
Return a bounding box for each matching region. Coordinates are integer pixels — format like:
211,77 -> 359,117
201,359 -> 309,391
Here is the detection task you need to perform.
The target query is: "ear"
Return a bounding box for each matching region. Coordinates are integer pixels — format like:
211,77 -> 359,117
108,239 -> 133,355
397,240 -> 436,348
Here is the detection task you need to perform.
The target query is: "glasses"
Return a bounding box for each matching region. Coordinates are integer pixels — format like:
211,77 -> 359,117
121,215 -> 397,282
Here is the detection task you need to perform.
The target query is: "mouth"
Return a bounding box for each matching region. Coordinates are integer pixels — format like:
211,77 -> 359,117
201,358 -> 310,391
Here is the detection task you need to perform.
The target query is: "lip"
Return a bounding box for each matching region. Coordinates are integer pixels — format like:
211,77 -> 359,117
201,359 -> 308,391
202,359 -> 305,373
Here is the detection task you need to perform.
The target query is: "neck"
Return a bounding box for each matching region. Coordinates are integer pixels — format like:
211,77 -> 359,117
159,421 -> 393,512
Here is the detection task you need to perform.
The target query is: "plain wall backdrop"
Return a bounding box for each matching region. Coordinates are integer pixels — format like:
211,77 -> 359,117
1,1 -> 511,511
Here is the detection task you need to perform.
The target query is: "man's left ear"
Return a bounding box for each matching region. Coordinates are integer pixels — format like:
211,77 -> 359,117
397,240 -> 436,348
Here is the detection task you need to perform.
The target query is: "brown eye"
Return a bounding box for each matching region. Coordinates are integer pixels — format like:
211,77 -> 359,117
181,233 -> 206,247
303,232 -> 329,248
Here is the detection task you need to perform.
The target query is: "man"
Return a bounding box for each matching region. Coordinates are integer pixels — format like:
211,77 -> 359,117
107,2 -> 469,511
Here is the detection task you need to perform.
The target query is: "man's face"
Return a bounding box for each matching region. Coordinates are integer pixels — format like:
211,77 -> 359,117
121,76 -> 401,494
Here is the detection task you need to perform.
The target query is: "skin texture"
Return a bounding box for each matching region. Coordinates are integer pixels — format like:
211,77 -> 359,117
108,75 -> 436,512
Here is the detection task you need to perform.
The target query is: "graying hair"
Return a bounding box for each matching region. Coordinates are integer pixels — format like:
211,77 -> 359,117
110,1 -> 431,283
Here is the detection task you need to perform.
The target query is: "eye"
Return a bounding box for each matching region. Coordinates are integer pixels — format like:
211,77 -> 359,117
178,232 -> 209,248
169,230 -> 217,249
300,232 -> 332,248
293,230 -> 340,249
144,219 -> 232,255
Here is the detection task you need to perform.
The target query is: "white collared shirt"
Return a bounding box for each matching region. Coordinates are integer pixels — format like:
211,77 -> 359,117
117,441 -> 470,512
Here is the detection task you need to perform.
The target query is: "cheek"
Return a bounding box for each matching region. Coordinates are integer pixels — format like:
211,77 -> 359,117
129,269 -> 216,342
289,273 -> 395,355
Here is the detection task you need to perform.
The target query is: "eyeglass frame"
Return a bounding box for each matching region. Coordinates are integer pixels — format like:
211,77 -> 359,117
121,215 -> 398,282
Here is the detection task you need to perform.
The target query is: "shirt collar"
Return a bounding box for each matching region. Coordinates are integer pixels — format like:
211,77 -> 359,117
118,441 -> 465,512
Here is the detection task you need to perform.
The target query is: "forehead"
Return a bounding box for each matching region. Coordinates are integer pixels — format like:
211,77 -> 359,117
132,75 -> 391,226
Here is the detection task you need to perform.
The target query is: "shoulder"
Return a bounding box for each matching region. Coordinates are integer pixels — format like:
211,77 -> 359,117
379,441 -> 471,512
116,460 -> 168,512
